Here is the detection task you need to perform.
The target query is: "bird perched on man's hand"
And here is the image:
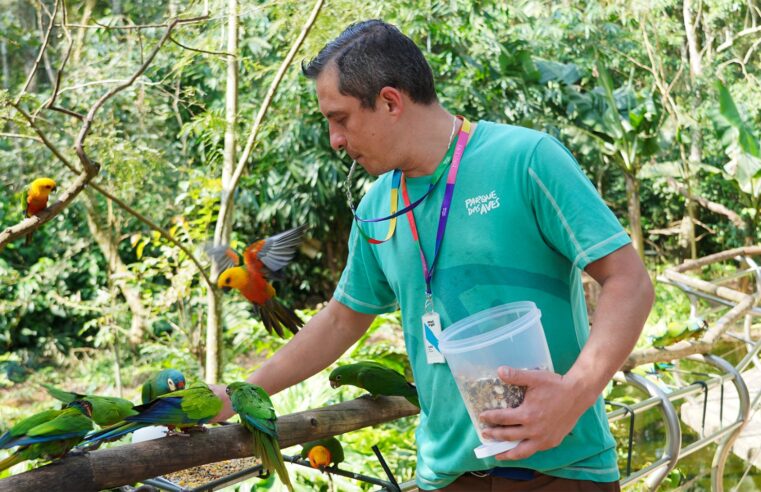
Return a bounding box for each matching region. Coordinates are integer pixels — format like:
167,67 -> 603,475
206,224 -> 307,338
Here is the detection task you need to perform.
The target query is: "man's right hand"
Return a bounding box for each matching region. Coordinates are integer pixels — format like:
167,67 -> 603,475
210,384 -> 235,422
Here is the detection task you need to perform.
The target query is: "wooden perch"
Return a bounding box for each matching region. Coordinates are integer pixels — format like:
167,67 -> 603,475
622,246 -> 761,371
0,396 -> 419,492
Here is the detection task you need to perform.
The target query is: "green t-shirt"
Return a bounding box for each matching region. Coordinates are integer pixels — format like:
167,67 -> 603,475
334,121 -> 630,489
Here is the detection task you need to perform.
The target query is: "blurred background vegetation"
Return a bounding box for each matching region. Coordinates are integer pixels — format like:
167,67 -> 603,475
1,0 -> 760,489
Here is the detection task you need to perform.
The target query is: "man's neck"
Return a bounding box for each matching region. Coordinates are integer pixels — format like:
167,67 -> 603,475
398,106 -> 462,178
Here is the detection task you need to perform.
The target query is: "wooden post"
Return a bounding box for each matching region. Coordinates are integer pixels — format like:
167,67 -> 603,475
0,396 -> 419,492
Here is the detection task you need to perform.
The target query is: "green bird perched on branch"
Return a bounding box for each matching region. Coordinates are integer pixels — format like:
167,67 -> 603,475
41,383 -> 137,427
329,361 -> 419,407
141,368 -> 186,403
227,382 -> 293,491
649,317 -> 708,348
300,436 -> 345,470
0,400 -> 93,472
79,384 -> 221,447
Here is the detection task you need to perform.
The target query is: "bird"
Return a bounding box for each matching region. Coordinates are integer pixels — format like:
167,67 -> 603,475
141,368 -> 186,404
24,177 -> 57,245
300,436 -> 345,470
227,381 -> 293,491
79,384 -> 221,447
206,224 -> 307,337
0,400 -> 93,472
329,361 -> 419,407
41,383 -> 137,427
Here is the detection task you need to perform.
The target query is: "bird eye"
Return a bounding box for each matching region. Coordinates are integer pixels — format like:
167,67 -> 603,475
225,387 -> 232,396
225,278 -> 231,284
167,378 -> 176,391
336,375 -> 342,381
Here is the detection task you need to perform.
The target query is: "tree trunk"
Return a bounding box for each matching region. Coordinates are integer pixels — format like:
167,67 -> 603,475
73,0 -> 96,64
625,172 -> 644,259
205,0 -> 239,384
82,191 -> 150,345
1,39 -> 8,89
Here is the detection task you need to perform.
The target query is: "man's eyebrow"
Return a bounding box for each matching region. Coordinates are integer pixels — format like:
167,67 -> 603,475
325,111 -> 344,119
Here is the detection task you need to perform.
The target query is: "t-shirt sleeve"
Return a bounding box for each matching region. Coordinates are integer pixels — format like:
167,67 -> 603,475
333,221 -> 398,314
527,135 -> 631,270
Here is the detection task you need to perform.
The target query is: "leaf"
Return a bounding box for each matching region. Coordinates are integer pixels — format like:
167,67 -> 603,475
716,81 -> 760,158
535,59 -> 581,85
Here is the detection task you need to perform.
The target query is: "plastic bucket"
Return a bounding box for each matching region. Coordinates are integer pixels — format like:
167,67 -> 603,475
439,301 -> 554,459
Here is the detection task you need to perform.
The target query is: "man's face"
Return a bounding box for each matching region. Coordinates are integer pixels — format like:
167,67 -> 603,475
316,65 -> 394,176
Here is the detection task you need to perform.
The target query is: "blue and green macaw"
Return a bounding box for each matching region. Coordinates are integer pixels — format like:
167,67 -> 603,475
0,400 -> 93,472
42,383 -> 137,427
329,361 -> 419,407
227,382 -> 293,491
141,369 -> 186,404
78,384 -> 221,447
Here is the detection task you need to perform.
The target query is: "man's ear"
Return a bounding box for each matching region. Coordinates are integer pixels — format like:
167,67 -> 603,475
378,86 -> 404,116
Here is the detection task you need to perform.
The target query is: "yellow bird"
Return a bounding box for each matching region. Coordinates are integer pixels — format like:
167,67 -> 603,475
25,177 -> 57,244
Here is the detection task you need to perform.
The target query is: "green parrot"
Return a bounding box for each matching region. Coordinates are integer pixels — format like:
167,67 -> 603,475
0,400 -> 93,472
41,383 -> 137,427
141,368 -> 186,404
227,382 -> 293,491
79,383 -> 221,447
329,361 -> 419,407
650,317 -> 708,348
300,437 -> 345,470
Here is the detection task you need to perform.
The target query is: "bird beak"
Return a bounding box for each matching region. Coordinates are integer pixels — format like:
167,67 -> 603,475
329,380 -> 338,389
222,287 -> 231,293
52,186 -> 57,191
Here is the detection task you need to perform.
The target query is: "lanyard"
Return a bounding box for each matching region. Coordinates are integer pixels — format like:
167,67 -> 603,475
348,129 -> 457,244
401,117 -> 472,307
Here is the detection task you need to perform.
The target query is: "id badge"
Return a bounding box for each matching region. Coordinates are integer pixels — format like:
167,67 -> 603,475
422,311 -> 446,364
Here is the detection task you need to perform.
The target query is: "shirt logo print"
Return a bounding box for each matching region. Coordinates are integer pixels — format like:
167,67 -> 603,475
464,190 -> 501,216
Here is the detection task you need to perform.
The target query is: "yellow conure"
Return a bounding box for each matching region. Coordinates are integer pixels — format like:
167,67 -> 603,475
25,177 -> 57,244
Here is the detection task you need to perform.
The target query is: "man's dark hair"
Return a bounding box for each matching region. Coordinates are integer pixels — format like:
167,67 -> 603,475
302,19 -> 437,108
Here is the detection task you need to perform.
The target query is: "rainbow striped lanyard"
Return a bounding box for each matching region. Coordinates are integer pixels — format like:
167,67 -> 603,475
402,117 -> 472,305
348,122 -> 460,245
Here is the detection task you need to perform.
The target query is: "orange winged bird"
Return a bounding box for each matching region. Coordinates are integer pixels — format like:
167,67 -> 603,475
24,177 -> 57,244
206,224 -> 307,337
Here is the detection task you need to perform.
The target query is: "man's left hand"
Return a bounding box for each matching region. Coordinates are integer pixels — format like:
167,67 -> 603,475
479,365 -> 588,461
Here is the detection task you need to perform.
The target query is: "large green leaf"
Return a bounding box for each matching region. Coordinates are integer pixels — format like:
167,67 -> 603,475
716,81 -> 760,158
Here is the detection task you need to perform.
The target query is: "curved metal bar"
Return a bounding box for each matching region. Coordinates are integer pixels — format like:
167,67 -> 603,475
697,354 -> 751,492
625,372 -> 682,491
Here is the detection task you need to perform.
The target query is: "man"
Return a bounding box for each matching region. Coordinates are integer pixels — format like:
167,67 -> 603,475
212,19 -> 654,491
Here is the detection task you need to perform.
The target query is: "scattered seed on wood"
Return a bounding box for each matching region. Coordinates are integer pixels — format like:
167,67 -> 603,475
161,457 -> 258,488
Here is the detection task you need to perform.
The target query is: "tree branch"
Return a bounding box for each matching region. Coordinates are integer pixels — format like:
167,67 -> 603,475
666,177 -> 746,229
0,396 -> 419,491
215,0 -> 324,240
15,0 -> 60,104
717,25 -> 761,52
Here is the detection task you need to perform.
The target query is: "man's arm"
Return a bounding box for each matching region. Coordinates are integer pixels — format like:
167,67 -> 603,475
479,244 -> 654,460
211,298 -> 376,421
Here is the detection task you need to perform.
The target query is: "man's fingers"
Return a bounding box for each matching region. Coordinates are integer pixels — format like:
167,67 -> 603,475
497,366 -> 548,386
481,425 -> 523,443
479,407 -> 526,426
494,440 -> 538,461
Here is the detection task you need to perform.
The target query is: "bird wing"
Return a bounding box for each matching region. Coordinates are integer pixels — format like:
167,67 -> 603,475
0,410 -> 62,448
205,243 -> 241,274
12,410 -> 92,446
231,386 -> 277,438
244,224 -> 307,277
42,383 -> 81,404
179,386 -> 222,421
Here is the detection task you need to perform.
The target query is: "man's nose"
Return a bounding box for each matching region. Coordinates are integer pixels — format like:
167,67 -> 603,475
329,128 -> 346,151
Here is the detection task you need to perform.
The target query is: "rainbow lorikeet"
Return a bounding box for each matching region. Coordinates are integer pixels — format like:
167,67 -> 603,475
329,361 -> 419,407
0,400 -> 93,472
206,225 -> 307,337
227,382 -> 293,491
141,368 -> 186,404
79,384 -> 221,447
41,383 -> 137,427
300,436 -> 345,470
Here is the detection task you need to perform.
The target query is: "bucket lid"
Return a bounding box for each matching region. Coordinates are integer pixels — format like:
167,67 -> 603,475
474,439 -> 520,459
439,301 -> 540,354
